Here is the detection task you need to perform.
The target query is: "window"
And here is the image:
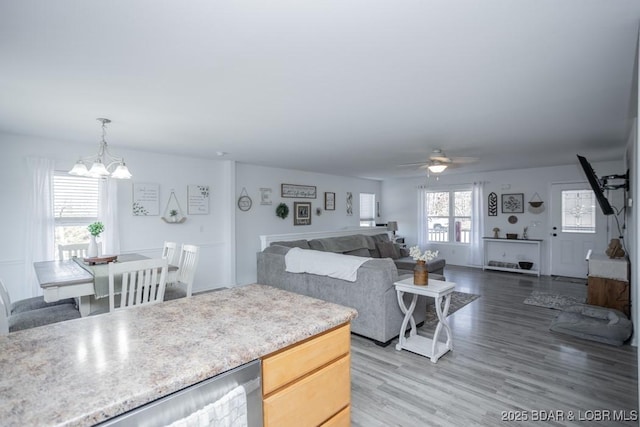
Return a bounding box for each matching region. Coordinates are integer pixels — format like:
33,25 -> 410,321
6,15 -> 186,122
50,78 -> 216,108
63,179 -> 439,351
561,189 -> 595,233
424,189 -> 472,243
359,193 -> 376,227
53,173 -> 99,259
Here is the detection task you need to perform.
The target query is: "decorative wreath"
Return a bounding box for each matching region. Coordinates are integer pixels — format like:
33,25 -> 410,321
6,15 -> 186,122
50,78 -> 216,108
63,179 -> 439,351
276,203 -> 289,219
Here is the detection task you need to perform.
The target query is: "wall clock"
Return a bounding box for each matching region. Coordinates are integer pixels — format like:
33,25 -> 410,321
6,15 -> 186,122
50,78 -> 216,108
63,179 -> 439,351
237,188 -> 252,212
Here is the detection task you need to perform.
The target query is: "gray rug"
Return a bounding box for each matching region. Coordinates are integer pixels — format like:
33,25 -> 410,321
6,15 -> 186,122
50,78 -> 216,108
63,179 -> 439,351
423,291 -> 480,325
523,291 -> 586,310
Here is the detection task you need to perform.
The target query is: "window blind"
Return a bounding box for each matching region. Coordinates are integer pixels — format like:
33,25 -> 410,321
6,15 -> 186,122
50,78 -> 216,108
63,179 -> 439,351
359,193 -> 376,221
53,174 -> 99,220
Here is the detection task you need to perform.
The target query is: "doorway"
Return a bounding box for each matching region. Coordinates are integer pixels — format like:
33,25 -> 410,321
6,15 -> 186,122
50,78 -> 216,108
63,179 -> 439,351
550,182 -> 608,278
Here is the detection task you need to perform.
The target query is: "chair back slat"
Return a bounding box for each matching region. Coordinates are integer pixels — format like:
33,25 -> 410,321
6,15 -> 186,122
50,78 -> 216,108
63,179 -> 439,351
58,243 -> 90,260
0,288 -> 9,335
176,244 -> 200,297
109,258 -> 168,312
162,241 -> 177,265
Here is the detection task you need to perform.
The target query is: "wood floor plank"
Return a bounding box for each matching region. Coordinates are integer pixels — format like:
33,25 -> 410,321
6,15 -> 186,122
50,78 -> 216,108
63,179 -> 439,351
350,266 -> 638,426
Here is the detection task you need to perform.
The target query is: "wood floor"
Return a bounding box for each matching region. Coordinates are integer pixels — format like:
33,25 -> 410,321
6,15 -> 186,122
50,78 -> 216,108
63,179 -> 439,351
350,266 -> 638,426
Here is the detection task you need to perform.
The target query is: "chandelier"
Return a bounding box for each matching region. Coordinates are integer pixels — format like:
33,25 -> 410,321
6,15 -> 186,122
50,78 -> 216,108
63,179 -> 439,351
69,118 -> 132,179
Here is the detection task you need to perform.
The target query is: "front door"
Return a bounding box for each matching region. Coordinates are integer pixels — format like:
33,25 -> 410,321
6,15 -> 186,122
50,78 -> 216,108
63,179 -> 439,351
550,182 -> 608,278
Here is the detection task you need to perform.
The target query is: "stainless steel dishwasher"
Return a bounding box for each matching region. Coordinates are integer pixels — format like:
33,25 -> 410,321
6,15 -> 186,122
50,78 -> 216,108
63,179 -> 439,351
99,359 -> 262,427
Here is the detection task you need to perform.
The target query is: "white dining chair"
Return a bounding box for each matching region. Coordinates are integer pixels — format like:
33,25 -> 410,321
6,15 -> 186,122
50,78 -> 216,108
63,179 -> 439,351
58,243 -> 90,260
0,279 -> 76,316
0,282 -> 80,334
164,244 -> 200,301
109,258 -> 168,312
162,241 -> 178,265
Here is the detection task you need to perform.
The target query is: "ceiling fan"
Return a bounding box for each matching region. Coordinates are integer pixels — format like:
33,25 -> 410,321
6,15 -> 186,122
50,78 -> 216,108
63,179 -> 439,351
399,148 -> 478,174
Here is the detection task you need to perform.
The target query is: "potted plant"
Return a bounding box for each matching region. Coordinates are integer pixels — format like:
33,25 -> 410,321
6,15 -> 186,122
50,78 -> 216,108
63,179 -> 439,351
169,209 -> 179,222
87,221 -> 104,258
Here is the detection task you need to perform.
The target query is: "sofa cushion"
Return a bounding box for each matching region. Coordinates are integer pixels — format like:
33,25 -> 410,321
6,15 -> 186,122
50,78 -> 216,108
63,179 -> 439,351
308,235 -> 376,253
376,241 -> 400,259
344,248 -> 371,257
271,240 -> 311,249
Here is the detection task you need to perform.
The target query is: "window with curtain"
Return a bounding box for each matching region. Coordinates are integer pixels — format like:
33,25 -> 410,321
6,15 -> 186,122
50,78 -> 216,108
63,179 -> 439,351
422,189 -> 472,243
53,173 -> 99,258
359,193 -> 376,227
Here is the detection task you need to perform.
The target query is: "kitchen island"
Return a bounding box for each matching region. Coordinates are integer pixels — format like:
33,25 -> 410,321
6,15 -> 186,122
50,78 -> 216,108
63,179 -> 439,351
0,284 -> 357,426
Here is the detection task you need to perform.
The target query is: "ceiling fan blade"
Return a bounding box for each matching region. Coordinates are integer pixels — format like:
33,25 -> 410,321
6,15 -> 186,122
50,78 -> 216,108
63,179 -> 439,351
429,155 -> 453,163
450,156 -> 479,164
397,162 -> 428,167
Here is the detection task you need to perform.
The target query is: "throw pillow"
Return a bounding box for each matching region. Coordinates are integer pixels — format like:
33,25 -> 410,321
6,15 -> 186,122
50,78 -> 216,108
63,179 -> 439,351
344,248 -> 371,257
376,241 -> 400,259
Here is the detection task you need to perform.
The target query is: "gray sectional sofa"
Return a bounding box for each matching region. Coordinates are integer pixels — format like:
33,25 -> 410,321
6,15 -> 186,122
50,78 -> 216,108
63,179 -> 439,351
256,233 -> 446,345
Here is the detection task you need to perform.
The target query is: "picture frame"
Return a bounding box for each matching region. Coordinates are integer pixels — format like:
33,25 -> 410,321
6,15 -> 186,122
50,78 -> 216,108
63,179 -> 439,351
346,192 -> 353,216
188,185 -> 210,215
281,183 -> 317,199
132,182 -> 160,216
324,192 -> 335,210
293,202 -> 312,225
501,193 -> 524,213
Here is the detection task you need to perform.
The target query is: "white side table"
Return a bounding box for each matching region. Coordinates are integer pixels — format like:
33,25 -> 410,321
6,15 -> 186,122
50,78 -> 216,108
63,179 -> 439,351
394,277 -> 456,363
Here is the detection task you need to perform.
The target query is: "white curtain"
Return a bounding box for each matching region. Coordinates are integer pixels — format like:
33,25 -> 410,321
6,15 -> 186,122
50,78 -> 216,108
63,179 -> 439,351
417,186 -> 428,248
99,177 -> 120,255
467,181 -> 485,266
24,157 -> 55,297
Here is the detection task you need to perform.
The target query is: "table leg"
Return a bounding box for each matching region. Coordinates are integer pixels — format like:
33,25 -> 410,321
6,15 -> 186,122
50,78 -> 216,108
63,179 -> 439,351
395,290 -> 418,351
78,296 -> 91,317
431,293 -> 453,362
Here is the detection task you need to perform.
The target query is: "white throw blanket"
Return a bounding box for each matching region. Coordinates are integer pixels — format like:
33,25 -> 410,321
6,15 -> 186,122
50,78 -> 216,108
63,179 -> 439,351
285,247 -> 371,282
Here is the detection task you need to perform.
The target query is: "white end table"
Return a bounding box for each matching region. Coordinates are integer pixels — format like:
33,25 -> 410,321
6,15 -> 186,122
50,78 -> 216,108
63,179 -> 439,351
394,277 -> 456,363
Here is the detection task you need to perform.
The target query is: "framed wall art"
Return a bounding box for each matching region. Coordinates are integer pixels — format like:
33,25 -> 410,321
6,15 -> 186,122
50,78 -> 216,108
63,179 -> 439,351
188,185 -> 210,214
324,192 -> 335,210
293,202 -> 312,225
132,183 -> 160,216
501,193 -> 524,213
281,183 -> 317,199
346,192 -> 353,216
488,192 -> 498,216
260,188 -> 272,205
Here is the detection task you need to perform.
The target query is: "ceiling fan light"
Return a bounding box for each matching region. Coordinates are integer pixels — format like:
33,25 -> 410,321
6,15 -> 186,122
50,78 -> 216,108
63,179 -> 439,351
68,161 -> 89,176
428,164 -> 447,173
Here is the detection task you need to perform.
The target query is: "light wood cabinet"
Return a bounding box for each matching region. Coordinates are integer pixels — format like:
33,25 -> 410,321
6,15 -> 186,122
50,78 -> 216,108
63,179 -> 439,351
262,323 -> 351,427
587,254 -> 630,317
587,276 -> 630,317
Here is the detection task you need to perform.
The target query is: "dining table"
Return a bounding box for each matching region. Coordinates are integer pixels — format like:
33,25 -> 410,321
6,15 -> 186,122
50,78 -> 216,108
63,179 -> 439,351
34,253 -> 178,316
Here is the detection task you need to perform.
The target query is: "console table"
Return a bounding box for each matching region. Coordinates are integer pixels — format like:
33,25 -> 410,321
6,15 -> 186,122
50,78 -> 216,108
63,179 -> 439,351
482,237 -> 542,276
394,277 -> 455,363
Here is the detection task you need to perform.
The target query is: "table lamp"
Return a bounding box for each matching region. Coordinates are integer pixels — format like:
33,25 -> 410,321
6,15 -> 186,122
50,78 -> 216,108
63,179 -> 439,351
387,221 -> 398,238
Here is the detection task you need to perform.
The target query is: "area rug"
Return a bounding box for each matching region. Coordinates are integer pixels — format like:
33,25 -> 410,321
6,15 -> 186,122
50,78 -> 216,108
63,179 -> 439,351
423,291 -> 480,325
523,291 -> 586,310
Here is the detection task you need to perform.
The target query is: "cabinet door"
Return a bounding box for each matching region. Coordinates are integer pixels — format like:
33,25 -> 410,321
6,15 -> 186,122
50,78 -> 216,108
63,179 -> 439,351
262,324 -> 350,395
263,355 -> 350,427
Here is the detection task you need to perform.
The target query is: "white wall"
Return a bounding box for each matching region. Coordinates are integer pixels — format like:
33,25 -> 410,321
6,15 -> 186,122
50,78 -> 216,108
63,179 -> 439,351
234,163 -> 382,285
0,133 -> 233,301
382,160 -> 627,275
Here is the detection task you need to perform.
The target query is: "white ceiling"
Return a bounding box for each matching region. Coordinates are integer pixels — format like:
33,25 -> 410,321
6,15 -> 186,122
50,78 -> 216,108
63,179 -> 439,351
1,1 -> 638,179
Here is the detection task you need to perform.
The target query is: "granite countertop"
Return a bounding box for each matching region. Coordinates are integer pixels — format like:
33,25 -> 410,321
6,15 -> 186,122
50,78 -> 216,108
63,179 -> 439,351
0,284 -> 357,427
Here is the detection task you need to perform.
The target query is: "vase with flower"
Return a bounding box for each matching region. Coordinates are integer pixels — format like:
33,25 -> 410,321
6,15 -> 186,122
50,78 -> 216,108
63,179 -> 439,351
408,246 -> 439,286
87,221 -> 104,258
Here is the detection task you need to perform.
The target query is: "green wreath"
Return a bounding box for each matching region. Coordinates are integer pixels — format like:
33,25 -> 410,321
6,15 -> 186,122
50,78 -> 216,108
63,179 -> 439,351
276,203 -> 289,219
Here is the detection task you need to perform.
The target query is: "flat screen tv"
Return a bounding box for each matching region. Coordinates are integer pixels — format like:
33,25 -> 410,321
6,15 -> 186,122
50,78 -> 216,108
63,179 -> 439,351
577,155 -> 614,215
